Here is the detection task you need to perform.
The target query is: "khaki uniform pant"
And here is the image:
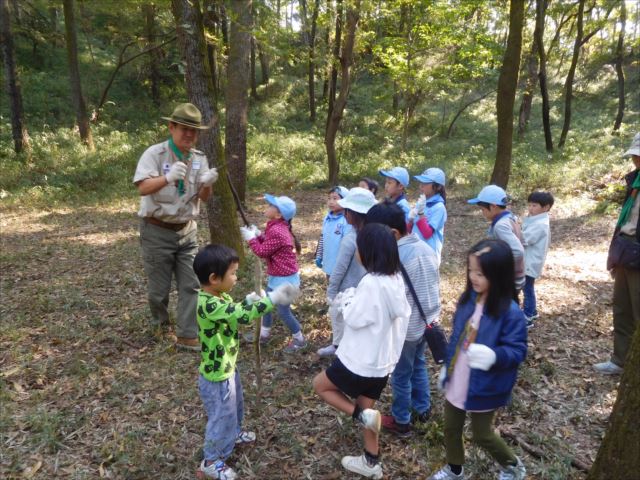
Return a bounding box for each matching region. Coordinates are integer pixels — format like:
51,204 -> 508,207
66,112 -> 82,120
140,220 -> 199,338
612,266 -> 640,367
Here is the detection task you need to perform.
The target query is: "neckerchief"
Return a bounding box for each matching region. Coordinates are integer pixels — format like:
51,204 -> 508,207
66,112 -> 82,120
616,171 -> 640,228
168,137 -> 190,196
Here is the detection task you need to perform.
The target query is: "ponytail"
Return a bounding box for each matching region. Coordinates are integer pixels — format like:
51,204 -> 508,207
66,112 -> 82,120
288,220 -> 302,254
435,184 -> 447,203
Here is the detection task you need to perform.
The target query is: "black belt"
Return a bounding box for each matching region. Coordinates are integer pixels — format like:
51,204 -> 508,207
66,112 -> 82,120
145,217 -> 189,231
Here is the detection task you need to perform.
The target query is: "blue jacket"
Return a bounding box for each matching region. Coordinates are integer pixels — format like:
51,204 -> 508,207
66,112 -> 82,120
412,194 -> 447,260
317,211 -> 351,275
443,292 -> 527,411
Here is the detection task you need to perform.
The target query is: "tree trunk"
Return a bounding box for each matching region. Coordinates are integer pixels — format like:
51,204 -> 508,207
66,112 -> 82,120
143,3 -> 161,105
171,0 -> 242,255
308,0 -> 320,121
558,0 -> 585,148
587,326 -> 640,478
257,41 -> 269,85
62,0 -> 93,149
225,0 -> 252,202
517,34 -> 539,138
326,0 -> 343,131
324,0 -> 360,185
613,1 -> 625,132
202,0 -> 220,103
250,35 -> 258,99
536,0 -> 553,152
1,0 -> 30,154
491,0 -> 524,188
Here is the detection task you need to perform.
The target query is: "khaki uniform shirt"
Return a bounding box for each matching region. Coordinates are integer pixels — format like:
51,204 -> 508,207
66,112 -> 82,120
133,140 -> 209,223
620,194 -> 639,237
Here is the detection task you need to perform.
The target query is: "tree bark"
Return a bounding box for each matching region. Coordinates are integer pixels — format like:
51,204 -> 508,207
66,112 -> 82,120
202,0 -> 220,103
536,0 -> 553,152
308,0 -> 320,121
171,0 -> 242,255
62,0 -> 93,149
324,0 -> 360,185
326,0 -> 342,128
257,41 -> 269,85
225,0 -> 252,202
250,34 -> 258,99
1,0 -> 30,153
613,1 -> 625,132
517,34 -> 539,138
558,0 -> 585,148
491,0 -> 524,188
143,3 -> 161,105
587,326 -> 640,478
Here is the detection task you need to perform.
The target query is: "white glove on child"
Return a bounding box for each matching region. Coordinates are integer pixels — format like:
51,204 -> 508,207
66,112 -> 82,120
165,161 -> 188,183
437,365 -> 447,391
268,284 -> 301,305
250,225 -> 261,237
240,225 -> 258,242
200,167 -> 219,186
409,194 -> 427,221
467,343 -> 497,371
245,290 -> 266,305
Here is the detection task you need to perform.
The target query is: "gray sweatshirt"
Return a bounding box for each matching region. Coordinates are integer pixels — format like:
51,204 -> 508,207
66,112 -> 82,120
327,231 -> 366,300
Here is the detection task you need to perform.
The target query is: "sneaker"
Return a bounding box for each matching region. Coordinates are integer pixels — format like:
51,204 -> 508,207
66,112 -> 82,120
381,414 -> 411,437
199,459 -> 236,480
525,318 -> 535,329
316,344 -> 337,357
243,332 -> 270,345
593,361 -> 623,375
341,454 -> 383,479
498,457 -> 526,480
176,337 -> 201,351
235,429 -> 256,445
356,408 -> 381,433
411,408 -> 432,424
283,337 -> 307,353
427,465 -> 465,480
524,314 -> 537,329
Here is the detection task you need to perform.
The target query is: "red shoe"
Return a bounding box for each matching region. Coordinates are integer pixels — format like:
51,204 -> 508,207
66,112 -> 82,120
381,414 -> 411,437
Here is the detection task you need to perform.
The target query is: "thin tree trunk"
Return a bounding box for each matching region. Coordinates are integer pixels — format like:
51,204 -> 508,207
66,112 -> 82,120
257,41 -> 269,85
171,0 -> 242,254
322,25 -> 330,99
225,0 -> 252,202
517,35 -> 539,138
536,0 -> 553,152
326,0 -> 342,130
558,0 -> 585,148
324,0 -> 360,185
490,0 -> 524,188
446,89 -> 496,139
308,0 -> 320,121
613,1 -> 626,132
143,3 -> 161,105
62,0 -> 93,149
1,0 -> 30,153
250,35 -> 258,99
202,0 -> 219,103
587,327 -> 640,478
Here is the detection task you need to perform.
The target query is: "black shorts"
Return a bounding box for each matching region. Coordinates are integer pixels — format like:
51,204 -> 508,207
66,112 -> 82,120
325,357 -> 389,400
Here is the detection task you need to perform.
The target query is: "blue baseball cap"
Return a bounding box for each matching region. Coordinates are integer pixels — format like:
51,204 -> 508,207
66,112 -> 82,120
414,167 -> 446,186
330,186 -> 349,199
379,167 -> 409,187
338,187 -> 377,214
264,194 -> 297,221
467,185 -> 509,206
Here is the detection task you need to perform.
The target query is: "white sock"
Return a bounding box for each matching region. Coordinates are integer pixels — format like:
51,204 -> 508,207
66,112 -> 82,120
293,331 -> 304,342
260,326 -> 271,337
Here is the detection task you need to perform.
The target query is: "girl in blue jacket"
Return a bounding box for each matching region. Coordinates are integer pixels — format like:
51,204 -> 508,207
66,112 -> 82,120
428,239 -> 527,480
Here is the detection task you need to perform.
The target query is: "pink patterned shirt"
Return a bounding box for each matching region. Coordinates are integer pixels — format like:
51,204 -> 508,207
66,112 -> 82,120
248,219 -> 299,276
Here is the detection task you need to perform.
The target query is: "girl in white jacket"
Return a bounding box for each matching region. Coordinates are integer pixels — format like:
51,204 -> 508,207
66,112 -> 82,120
313,223 -> 411,480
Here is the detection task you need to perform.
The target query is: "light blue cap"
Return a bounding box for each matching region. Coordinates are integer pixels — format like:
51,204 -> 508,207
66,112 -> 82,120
338,187 -> 377,214
467,185 -> 509,206
264,194 -> 296,221
379,167 -> 410,187
331,186 -> 350,199
414,167 -> 446,186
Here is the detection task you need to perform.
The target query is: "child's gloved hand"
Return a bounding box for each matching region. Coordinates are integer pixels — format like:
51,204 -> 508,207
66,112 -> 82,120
437,365 -> 447,391
250,225 -> 261,237
245,290 -> 266,305
467,343 -> 496,371
165,161 -> 188,183
240,225 -> 258,241
415,194 -> 427,215
268,284 -> 301,305
315,258 -> 323,268
200,167 -> 219,186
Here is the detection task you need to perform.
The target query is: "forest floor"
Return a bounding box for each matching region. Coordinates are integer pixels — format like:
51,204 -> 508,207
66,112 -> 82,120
0,189 -> 622,480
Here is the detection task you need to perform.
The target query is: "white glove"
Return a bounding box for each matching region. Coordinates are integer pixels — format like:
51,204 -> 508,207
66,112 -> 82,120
408,207 -> 418,222
200,167 -> 219,186
240,226 -> 257,242
268,284 -> 301,305
438,365 -> 447,391
415,194 -> 427,215
467,343 -> 497,371
250,225 -> 261,237
245,290 -> 266,305
165,161 -> 188,183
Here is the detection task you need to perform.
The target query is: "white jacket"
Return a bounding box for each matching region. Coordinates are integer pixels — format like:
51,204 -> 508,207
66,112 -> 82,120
336,273 -> 411,377
522,212 -> 550,278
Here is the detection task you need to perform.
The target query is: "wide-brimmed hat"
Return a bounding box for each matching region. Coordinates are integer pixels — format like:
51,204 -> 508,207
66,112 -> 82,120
162,103 -> 210,130
468,185 -> 509,206
414,167 -> 446,186
623,132 -> 640,158
379,167 -> 409,187
264,194 -> 296,221
338,187 -> 377,214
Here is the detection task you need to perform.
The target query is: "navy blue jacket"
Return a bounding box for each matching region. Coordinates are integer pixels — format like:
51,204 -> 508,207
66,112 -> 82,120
443,292 -> 527,411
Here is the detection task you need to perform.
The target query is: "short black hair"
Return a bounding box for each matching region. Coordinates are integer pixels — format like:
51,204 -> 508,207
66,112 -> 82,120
364,200 -> 407,235
527,191 -> 554,208
345,209 -> 368,232
356,223 -> 400,275
360,177 -> 379,195
460,238 -> 514,318
193,244 -> 240,285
